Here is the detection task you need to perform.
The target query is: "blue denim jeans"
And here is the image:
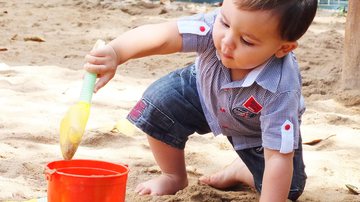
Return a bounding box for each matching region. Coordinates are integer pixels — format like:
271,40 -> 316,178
127,64 -> 306,201
228,136 -> 307,201
127,64 -> 211,149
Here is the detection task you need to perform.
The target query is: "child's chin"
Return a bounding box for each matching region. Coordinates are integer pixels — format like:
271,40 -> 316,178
220,60 -> 234,69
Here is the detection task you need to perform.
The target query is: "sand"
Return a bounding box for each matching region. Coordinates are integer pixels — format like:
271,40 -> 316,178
0,0 -> 359,201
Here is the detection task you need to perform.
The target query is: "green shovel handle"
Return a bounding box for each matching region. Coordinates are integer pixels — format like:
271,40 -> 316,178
79,72 -> 97,103
78,39 -> 106,103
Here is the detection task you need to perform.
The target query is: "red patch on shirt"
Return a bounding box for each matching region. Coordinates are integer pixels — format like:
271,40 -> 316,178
242,96 -> 263,114
129,100 -> 147,121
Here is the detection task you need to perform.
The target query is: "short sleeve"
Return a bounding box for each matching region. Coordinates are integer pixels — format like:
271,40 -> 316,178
260,91 -> 301,153
176,9 -> 218,53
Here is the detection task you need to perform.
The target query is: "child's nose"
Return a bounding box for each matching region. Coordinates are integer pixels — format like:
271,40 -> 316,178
222,31 -> 236,50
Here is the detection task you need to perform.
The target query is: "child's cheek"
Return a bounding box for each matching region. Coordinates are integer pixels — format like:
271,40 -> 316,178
212,23 -> 222,50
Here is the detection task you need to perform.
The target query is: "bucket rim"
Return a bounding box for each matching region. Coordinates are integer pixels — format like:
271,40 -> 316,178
46,159 -> 129,179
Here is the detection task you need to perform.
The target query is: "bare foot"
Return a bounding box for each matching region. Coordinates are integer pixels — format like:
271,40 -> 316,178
135,173 -> 188,196
199,158 -> 254,189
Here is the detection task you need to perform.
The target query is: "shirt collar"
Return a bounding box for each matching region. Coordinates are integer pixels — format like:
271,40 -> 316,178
256,55 -> 286,93
240,59 -> 270,88
220,54 -> 287,93
220,56 -> 271,89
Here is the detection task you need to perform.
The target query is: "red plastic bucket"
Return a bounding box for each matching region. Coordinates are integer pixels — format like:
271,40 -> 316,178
45,159 -> 129,202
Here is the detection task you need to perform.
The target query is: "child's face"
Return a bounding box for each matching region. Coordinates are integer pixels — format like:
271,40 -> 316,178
213,0 -> 296,75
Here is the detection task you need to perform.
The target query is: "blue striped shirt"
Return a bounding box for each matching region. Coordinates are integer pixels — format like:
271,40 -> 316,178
177,10 -> 305,151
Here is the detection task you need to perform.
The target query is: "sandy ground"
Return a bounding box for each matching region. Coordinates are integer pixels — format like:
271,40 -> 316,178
0,0 -> 359,201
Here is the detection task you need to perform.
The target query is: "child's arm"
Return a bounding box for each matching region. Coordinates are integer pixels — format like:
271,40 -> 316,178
84,21 -> 182,92
260,148 -> 294,202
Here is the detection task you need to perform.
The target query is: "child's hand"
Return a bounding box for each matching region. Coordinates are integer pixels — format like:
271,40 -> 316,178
84,44 -> 118,93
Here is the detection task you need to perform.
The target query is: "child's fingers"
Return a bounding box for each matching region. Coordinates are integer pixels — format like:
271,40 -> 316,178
94,74 -> 114,93
83,63 -> 107,74
90,45 -> 114,57
84,54 -> 106,65
90,46 -> 108,56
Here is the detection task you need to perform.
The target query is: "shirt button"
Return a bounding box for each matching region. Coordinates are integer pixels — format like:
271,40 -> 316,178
199,26 -> 206,32
220,107 -> 226,112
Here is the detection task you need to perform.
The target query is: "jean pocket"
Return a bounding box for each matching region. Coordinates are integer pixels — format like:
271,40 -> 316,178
141,98 -> 175,132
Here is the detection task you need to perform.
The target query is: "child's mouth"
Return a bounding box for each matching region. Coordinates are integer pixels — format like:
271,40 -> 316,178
222,52 -> 233,59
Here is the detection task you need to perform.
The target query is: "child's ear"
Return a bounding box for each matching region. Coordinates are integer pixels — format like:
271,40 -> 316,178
275,41 -> 298,58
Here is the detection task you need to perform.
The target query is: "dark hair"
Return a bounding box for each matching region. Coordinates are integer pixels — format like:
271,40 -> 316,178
233,0 -> 317,41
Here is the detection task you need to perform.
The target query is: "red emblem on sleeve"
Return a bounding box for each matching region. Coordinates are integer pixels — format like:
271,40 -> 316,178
243,96 -> 263,114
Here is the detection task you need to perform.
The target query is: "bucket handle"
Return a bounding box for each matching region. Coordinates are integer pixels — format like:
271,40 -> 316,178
44,166 -> 56,181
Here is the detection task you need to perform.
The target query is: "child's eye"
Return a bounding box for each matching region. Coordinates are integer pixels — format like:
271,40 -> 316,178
220,19 -> 230,28
240,37 -> 254,46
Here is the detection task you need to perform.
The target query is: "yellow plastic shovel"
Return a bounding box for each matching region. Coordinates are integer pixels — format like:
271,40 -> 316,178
60,39 -> 105,160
